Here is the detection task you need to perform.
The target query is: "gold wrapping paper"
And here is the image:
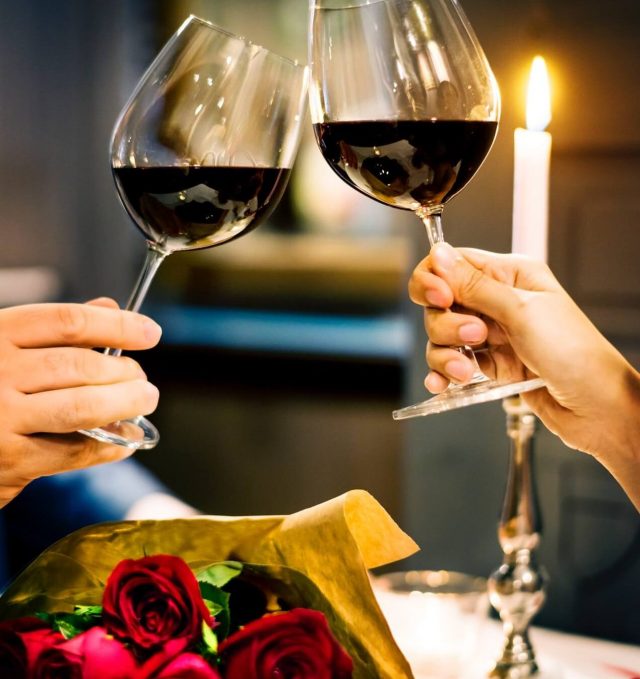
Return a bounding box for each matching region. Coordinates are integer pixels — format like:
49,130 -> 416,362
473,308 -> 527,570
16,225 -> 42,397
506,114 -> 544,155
0,489 -> 418,678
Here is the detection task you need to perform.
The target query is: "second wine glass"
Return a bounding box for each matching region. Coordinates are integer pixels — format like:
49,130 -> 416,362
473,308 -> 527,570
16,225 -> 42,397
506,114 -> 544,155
309,0 -> 543,418
79,16 -> 308,449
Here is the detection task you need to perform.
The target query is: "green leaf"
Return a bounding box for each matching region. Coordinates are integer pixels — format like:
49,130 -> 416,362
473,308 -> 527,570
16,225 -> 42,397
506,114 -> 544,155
46,614 -> 87,640
203,599 -> 224,617
55,617 -> 83,640
199,582 -> 231,640
73,605 -> 102,619
35,605 -> 103,640
35,612 -> 52,624
200,620 -> 218,658
196,561 -> 243,588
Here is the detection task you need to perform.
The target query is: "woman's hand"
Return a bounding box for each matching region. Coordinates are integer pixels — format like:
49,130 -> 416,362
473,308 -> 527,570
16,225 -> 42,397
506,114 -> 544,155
0,298 -> 161,507
409,243 -> 640,509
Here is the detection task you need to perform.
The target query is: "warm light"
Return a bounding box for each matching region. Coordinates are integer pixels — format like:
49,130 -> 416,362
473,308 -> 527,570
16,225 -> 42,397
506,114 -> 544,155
526,56 -> 551,132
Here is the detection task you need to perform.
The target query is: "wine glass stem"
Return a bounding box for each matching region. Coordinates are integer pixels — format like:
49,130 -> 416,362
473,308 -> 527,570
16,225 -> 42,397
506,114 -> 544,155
106,245 -> 166,358
417,207 -> 444,247
418,207 -> 486,383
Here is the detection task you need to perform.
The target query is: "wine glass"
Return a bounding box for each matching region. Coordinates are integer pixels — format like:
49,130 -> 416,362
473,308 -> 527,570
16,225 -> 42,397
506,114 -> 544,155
309,0 -> 544,418
79,16 -> 308,449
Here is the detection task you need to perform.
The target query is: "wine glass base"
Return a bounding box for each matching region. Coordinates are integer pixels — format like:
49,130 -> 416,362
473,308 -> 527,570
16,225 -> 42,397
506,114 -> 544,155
78,416 -> 160,450
392,377 -> 545,420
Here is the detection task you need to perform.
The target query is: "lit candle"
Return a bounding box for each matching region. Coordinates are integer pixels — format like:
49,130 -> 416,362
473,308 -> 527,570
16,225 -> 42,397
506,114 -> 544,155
512,56 -> 552,262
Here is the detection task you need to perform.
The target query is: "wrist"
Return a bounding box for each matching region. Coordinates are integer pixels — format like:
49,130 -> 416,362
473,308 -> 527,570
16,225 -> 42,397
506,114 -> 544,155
596,363 -> 640,511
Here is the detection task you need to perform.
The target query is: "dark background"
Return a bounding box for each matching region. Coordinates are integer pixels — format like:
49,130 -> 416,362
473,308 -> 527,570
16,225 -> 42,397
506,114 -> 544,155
0,0 -> 638,644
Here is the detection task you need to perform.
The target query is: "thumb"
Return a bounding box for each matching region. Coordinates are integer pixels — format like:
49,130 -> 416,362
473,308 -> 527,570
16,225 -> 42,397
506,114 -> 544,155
429,242 -> 517,324
84,297 -> 120,309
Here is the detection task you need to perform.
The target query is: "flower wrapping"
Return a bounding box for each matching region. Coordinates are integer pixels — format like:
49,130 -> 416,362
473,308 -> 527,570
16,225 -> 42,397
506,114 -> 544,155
0,490 -> 418,678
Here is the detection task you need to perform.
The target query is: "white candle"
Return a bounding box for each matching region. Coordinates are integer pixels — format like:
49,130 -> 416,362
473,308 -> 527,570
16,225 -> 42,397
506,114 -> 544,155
512,56 -> 552,262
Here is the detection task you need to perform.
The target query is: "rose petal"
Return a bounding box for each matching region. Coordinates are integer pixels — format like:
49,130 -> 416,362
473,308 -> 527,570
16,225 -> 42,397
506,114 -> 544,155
0,617 -> 64,674
219,609 -> 353,679
154,653 -> 222,678
80,627 -> 140,679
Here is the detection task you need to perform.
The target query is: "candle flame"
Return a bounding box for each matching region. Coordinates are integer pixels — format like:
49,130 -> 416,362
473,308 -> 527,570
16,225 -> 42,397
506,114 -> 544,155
526,56 -> 551,132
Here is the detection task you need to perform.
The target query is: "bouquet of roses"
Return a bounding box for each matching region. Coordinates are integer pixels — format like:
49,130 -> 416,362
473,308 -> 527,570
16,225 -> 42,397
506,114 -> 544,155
0,554 -> 354,677
0,490 -> 419,678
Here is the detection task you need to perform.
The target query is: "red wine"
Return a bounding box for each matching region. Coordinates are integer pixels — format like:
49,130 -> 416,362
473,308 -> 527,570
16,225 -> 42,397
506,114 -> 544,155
313,120 -> 497,211
113,166 -> 291,251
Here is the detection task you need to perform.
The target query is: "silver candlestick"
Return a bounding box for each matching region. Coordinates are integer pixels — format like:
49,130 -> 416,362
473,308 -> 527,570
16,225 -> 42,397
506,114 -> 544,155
488,395 -> 548,678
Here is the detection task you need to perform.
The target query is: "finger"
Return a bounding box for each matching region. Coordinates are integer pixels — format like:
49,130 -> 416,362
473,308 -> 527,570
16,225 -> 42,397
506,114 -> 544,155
16,432 -> 137,480
429,243 -> 562,306
83,299 -> 123,351
409,260 -> 454,308
426,343 -> 476,384
458,248 -> 562,292
425,371 -> 449,394
1,303 -> 162,350
429,243 -> 518,324
425,308 -> 488,347
85,297 -> 120,309
475,349 -> 498,381
14,348 -> 146,393
15,380 -> 159,434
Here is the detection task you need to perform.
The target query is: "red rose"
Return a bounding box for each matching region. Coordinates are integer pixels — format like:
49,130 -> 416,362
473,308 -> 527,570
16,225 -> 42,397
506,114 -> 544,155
32,644 -> 82,679
102,555 -> 213,654
219,608 -> 353,679
136,640 -> 221,679
32,626 -> 138,679
148,652 -> 222,678
0,617 -> 64,675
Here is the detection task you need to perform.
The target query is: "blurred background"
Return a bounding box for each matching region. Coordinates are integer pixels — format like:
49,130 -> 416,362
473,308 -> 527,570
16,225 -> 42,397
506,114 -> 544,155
0,0 -> 638,644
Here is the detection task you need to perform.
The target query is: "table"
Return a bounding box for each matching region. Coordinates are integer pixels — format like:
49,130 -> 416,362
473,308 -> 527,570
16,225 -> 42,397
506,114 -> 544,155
373,582 -> 640,678
475,620 -> 640,679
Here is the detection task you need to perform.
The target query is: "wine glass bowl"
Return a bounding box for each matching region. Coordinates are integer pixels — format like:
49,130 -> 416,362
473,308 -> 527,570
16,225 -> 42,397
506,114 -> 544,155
310,0 -> 543,417
112,17 -> 306,255
79,16 -> 308,449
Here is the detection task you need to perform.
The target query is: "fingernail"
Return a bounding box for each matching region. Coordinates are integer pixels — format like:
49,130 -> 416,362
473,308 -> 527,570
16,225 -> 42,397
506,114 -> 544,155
458,323 -> 484,343
432,242 -> 461,273
425,289 -> 446,307
144,319 -> 162,342
444,359 -> 469,382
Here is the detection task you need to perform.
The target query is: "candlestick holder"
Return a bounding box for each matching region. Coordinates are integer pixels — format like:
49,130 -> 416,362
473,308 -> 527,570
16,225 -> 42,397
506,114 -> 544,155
488,396 -> 548,678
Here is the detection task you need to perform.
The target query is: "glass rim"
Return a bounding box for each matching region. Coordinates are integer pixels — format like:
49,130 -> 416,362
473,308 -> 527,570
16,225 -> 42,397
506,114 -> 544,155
181,15 -> 306,70
311,0 -> 392,9
375,569 -> 488,595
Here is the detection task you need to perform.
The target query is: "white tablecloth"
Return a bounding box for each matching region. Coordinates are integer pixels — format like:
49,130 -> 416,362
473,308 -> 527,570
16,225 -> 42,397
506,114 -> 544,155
475,620 -> 640,679
373,583 -> 640,679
